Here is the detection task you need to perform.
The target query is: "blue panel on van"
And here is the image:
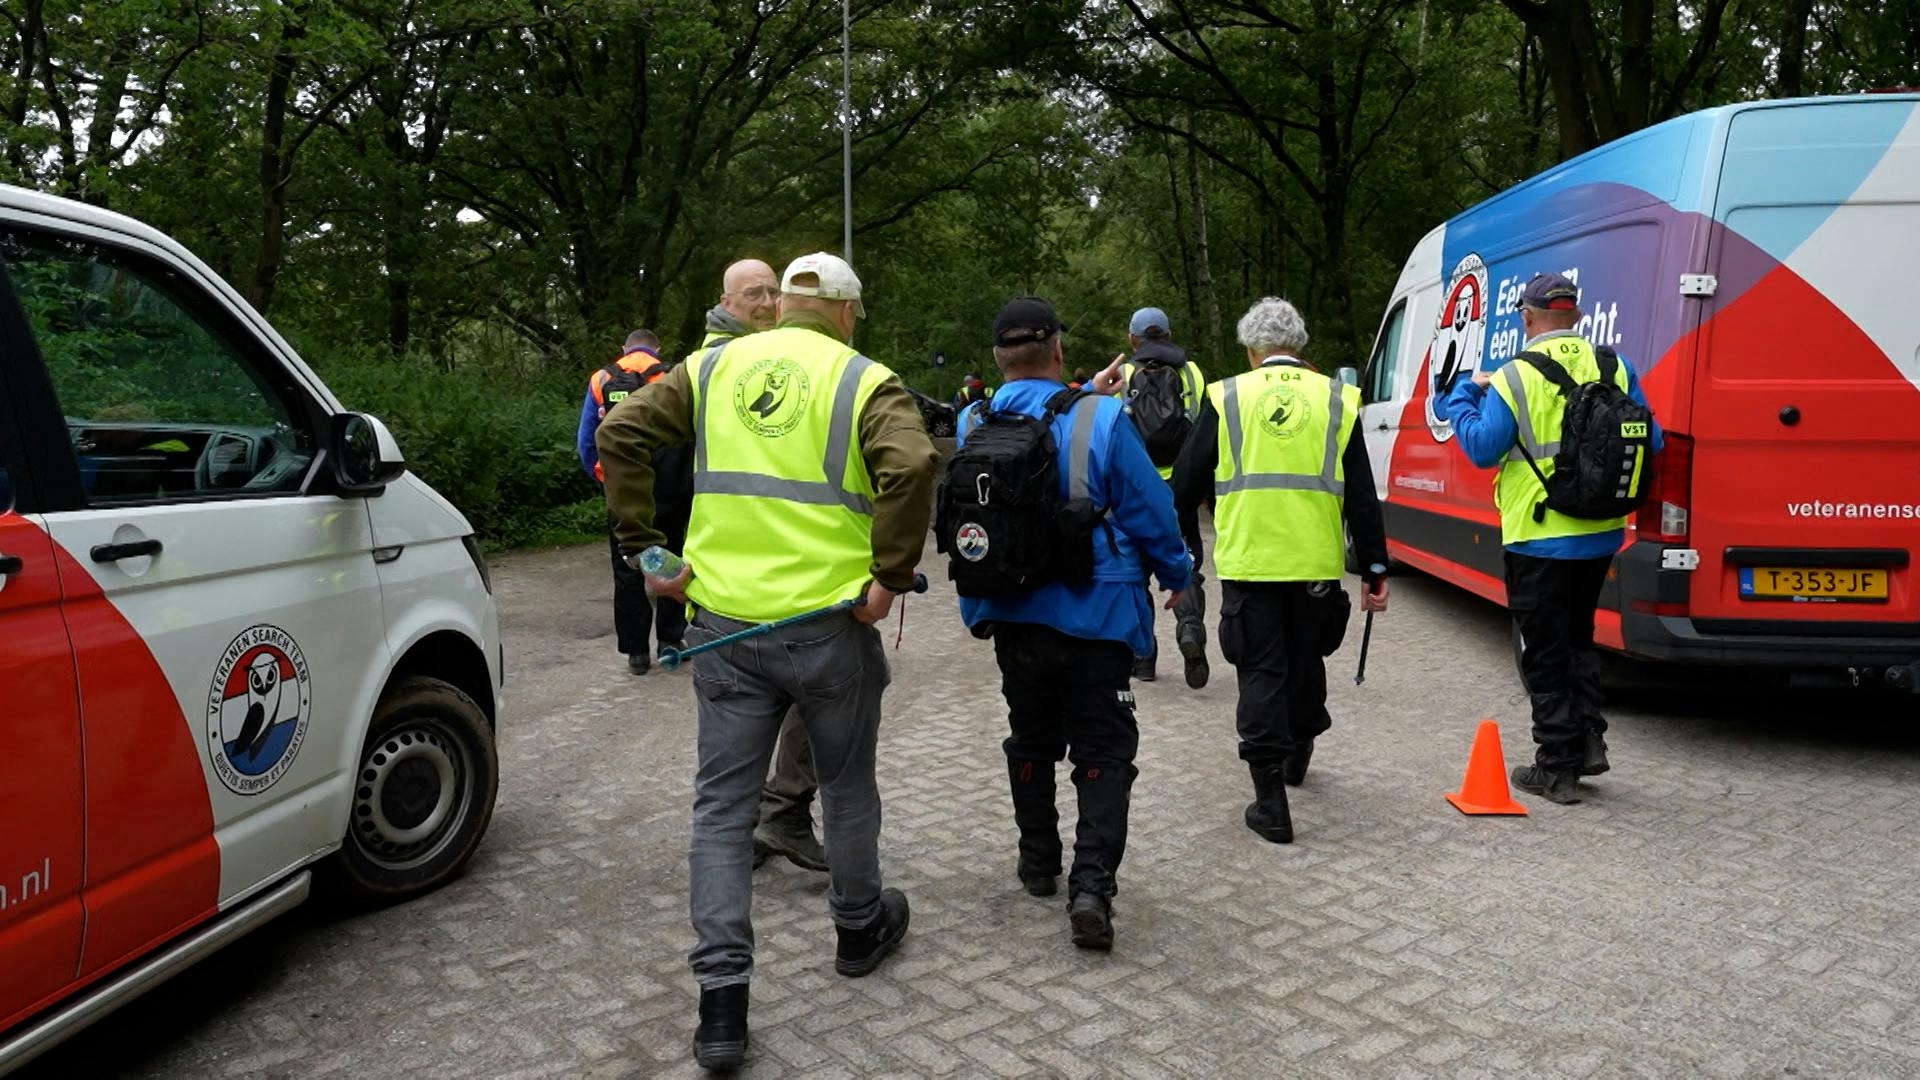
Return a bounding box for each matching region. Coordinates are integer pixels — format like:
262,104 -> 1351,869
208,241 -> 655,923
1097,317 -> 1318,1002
1714,99 -> 1917,262
1442,115 -> 1704,269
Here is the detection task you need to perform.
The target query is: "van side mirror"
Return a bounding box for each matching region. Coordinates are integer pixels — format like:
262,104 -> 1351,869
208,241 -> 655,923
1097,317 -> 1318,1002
1335,366 -> 1361,388
331,413 -> 407,495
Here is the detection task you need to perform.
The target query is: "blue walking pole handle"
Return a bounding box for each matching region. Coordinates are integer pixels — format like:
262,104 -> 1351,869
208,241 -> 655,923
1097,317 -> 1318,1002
657,573 -> 929,671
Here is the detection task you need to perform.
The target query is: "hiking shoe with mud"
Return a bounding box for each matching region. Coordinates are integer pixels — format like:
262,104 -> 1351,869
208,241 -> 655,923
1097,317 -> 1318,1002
1511,765 -> 1582,804
1068,892 -> 1114,951
1178,630 -> 1209,689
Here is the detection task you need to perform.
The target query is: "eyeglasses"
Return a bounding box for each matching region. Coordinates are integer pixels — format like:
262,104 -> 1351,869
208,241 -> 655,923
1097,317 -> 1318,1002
731,286 -> 779,303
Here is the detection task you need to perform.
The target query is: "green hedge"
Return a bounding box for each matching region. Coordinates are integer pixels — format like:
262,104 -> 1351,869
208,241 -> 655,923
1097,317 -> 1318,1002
310,347 -> 605,549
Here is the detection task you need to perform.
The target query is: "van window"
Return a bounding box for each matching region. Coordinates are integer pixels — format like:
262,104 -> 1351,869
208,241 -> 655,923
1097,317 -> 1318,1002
1365,300 -> 1407,404
1,230 -> 317,505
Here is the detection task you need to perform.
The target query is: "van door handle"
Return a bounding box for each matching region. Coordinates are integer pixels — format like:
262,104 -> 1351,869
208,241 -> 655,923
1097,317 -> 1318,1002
0,554 -> 21,576
91,538 -> 163,563
1375,420 -> 1390,431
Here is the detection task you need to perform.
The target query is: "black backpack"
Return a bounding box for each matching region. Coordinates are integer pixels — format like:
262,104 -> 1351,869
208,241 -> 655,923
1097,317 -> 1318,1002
1513,347 -> 1655,523
1126,360 -> 1192,467
936,390 -> 1102,598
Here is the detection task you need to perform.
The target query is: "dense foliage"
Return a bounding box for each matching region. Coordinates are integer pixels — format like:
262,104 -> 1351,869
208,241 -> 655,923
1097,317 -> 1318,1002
3,0 -> 1913,541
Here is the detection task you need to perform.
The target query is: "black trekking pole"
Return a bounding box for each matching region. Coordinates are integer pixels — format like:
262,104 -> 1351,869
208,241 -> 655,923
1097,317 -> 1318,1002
1354,608 -> 1376,687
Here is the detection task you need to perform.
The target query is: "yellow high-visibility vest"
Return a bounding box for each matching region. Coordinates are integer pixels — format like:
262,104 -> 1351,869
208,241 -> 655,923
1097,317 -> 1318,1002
1208,363 -> 1358,581
1487,334 -> 1632,545
684,327 -> 894,621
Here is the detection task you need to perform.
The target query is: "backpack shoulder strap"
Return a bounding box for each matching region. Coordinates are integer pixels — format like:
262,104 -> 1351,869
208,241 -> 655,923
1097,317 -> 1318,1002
1593,345 -> 1622,387
1043,387 -> 1090,415
1516,350 -> 1580,396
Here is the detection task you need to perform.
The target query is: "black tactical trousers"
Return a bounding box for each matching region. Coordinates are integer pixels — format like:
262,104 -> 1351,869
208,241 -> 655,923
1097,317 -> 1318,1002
993,623 -> 1139,900
1218,580 -> 1340,770
1504,552 -> 1611,773
608,514 -> 689,657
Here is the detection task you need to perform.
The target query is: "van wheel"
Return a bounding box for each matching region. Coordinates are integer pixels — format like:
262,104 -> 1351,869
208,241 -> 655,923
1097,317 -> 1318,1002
320,676 -> 499,908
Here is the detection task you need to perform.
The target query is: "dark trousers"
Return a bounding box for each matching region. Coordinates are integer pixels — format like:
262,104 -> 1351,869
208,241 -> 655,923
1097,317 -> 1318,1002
1504,552 -> 1610,772
993,623 -> 1139,900
608,515 -> 689,657
1218,580 -> 1338,770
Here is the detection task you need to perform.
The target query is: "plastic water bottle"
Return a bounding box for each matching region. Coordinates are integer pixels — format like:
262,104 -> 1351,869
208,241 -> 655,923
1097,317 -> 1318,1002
637,546 -> 685,579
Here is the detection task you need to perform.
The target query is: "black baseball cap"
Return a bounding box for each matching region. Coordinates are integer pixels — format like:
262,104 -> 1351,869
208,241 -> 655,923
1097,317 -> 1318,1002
1517,273 -> 1581,311
992,296 -> 1063,347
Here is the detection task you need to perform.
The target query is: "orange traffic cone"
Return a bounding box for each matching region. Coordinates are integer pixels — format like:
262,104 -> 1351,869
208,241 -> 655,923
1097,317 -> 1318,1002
1444,719 -> 1529,816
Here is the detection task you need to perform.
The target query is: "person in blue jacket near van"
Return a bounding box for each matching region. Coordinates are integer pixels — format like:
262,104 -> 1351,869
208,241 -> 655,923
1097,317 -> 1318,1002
1441,273 -> 1663,804
955,296 -> 1191,952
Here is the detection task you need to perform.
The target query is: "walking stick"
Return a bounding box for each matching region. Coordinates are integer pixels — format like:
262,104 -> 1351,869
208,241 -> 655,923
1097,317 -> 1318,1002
1354,608 -> 1376,687
657,574 -> 929,671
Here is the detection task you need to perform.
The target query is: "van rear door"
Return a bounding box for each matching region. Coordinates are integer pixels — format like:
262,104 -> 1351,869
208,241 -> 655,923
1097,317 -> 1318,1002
1692,99 -> 1920,626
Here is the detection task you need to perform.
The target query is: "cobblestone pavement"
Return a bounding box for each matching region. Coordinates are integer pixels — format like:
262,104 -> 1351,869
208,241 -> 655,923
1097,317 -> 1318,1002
25,539 -> 1920,1079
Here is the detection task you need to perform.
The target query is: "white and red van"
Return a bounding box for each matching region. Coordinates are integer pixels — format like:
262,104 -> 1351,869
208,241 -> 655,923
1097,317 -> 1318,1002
0,184 -> 502,1071
1359,93 -> 1920,690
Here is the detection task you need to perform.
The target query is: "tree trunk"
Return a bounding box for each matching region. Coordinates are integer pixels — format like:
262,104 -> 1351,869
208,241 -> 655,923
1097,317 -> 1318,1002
1163,135 -> 1198,336
1183,119 -> 1221,368
6,0 -> 45,174
248,16 -> 305,314
1775,0 -> 1815,97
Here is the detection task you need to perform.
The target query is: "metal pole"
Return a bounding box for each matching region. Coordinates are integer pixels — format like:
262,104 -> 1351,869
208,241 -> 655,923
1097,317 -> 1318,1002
841,0 -> 853,262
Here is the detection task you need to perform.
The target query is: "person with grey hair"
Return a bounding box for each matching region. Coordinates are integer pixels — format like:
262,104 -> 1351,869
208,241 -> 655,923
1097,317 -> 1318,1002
1170,297 -> 1389,844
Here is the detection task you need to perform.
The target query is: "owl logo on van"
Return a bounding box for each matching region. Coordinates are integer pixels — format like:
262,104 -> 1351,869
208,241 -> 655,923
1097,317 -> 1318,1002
1425,253 -> 1489,443
206,624 -> 312,796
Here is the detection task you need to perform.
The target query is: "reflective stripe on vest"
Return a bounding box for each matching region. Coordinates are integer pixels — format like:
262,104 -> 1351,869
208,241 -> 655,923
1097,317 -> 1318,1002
1215,375 -> 1347,497
1500,363 -> 1560,463
693,343 -> 874,515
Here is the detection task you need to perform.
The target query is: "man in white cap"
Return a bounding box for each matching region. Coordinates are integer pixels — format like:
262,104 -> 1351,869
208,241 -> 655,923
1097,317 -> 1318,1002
597,251 -> 939,1070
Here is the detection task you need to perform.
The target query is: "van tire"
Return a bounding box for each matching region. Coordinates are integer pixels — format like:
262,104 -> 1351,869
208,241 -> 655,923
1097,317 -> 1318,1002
319,676 -> 499,909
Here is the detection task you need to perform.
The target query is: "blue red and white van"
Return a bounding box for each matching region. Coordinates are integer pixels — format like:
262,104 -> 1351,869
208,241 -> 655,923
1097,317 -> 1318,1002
1360,93 -> 1920,690
0,184 -> 503,1071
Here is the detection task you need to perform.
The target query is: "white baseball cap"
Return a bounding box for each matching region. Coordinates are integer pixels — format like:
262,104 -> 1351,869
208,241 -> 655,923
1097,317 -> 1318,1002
781,252 -> 866,319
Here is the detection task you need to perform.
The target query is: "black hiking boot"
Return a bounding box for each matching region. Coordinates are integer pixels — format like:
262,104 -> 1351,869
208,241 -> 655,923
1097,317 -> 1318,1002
1068,892 -> 1114,951
1511,765 -> 1583,805
1018,863 -> 1059,898
1281,739 -> 1314,787
628,652 -> 650,676
1131,657 -> 1156,683
1582,730 -> 1611,777
1178,630 -> 1209,690
754,811 -> 828,872
692,983 -> 749,1071
835,888 -> 910,977
1244,766 -> 1294,844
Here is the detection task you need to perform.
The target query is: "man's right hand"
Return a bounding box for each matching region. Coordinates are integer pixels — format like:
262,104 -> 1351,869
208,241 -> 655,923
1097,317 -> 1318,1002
645,560 -> 693,603
1089,353 -> 1127,394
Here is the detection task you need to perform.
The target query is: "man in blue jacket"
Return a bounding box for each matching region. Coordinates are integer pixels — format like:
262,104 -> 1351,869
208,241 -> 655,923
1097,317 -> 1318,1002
1440,273 -> 1663,803
956,297 -> 1192,951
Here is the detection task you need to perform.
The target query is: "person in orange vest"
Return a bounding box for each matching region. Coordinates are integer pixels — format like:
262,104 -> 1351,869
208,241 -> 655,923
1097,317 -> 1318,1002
579,328 -> 691,674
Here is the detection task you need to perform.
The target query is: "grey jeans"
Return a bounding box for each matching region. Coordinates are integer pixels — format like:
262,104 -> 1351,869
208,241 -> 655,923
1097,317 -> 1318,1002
685,606 -> 891,988
761,711 -> 817,825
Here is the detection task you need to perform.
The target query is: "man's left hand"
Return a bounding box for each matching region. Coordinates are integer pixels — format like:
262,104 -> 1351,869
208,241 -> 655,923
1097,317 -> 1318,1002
853,580 -> 896,625
1163,589 -> 1186,611
1470,370 -> 1493,389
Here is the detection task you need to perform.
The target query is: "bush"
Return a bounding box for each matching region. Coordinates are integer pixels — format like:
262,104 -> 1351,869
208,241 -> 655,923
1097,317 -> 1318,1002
309,346 -> 604,546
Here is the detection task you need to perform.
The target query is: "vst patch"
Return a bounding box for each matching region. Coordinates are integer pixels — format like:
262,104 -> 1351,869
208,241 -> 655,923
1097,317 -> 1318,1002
206,624 -> 313,796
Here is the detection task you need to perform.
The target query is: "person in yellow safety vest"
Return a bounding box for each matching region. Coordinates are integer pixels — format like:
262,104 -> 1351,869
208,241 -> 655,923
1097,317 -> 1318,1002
1170,297 -> 1390,845
577,328 -> 689,674
1091,307 -> 1210,688
685,257 -> 831,876
1439,273 -> 1664,805
596,251 -> 939,1071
